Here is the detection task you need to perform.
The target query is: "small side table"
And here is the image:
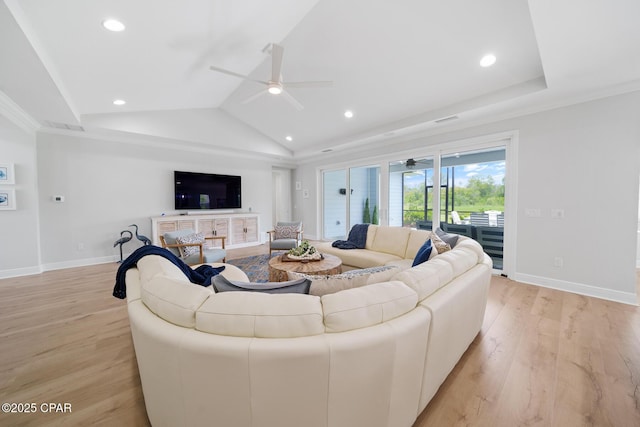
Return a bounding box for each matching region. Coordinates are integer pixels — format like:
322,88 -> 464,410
268,253 -> 342,282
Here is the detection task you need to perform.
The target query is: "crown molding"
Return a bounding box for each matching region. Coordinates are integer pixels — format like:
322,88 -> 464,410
37,125 -> 297,167
0,90 -> 41,135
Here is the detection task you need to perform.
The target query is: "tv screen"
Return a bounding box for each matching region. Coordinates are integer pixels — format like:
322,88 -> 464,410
174,171 -> 241,210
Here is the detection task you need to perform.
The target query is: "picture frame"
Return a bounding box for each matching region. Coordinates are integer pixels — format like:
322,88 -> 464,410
0,189 -> 16,210
0,163 -> 15,184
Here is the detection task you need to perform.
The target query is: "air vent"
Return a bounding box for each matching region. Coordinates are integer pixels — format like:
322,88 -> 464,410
44,121 -> 85,132
434,115 -> 459,124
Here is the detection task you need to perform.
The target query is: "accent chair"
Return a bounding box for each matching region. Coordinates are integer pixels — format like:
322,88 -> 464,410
159,229 -> 226,265
267,221 -> 303,256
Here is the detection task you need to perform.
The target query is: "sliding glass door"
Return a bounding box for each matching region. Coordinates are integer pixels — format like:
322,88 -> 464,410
440,148 -> 506,269
323,165 -> 380,240
323,170 -> 347,240
388,157 -> 434,229
319,133 -> 514,274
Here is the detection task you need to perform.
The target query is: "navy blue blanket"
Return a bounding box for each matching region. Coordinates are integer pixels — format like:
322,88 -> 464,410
332,223 -> 370,249
112,245 -> 225,299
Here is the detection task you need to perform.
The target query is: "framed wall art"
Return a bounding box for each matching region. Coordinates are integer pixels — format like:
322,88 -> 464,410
0,189 -> 16,210
0,163 -> 15,184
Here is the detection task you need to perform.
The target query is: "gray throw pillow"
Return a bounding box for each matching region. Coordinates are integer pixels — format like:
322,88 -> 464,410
435,227 -> 459,248
213,275 -> 311,294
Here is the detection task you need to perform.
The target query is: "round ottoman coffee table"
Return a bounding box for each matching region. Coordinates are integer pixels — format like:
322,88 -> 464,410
268,253 -> 342,282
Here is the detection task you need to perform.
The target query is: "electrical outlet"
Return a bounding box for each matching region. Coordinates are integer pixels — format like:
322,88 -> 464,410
525,208 -> 541,217
554,257 -> 563,267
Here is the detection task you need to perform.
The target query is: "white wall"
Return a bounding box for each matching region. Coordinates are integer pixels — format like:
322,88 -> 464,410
271,167 -> 293,226
0,127 -> 271,276
296,92 -> 640,304
0,117 -> 40,276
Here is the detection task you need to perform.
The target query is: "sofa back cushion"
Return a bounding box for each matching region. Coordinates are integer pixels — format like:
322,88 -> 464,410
370,226 -> 412,258
321,281 -> 418,333
433,244 -> 481,279
141,275 -> 212,328
137,255 -> 190,283
391,259 -> 454,301
404,229 -> 433,259
364,224 -> 379,249
196,293 -> 324,338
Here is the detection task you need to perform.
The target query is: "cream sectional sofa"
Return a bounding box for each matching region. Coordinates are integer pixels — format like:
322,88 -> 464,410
125,232 -> 492,427
316,224 -> 443,270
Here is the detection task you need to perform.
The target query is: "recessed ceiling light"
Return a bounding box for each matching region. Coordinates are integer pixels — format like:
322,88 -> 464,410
102,19 -> 125,32
344,110 -> 354,118
113,99 -> 126,106
285,136 -> 293,142
480,54 -> 496,67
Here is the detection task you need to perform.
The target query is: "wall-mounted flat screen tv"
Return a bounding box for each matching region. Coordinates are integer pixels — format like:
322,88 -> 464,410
174,171 -> 241,210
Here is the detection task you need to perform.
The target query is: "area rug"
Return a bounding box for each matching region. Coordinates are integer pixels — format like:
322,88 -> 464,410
226,253 -> 283,283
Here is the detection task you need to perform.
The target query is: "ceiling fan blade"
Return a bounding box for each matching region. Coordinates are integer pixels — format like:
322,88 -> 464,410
241,90 -> 267,105
284,80 -> 333,88
281,90 -> 304,111
271,43 -> 284,83
209,66 -> 268,85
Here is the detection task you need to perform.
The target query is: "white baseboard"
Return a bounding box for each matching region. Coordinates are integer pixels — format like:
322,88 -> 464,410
41,255 -> 120,272
512,272 -> 638,306
0,265 -> 43,280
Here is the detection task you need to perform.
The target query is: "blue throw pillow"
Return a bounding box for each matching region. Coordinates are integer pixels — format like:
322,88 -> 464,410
412,239 -> 433,267
213,275 -> 311,294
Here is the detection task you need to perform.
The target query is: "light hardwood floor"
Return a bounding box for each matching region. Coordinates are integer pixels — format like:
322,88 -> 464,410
1,244 -> 639,427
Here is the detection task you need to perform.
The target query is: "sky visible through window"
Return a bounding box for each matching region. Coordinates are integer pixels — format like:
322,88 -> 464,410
403,161 -> 505,188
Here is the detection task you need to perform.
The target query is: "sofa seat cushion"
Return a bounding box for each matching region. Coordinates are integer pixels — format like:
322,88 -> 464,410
288,266 -> 398,296
317,244 -> 403,269
141,275 -> 213,328
196,293 -> 324,338
321,282 -> 418,333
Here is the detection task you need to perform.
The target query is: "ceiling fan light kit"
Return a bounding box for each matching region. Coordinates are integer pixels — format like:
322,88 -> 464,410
267,83 -> 283,95
209,43 -> 332,110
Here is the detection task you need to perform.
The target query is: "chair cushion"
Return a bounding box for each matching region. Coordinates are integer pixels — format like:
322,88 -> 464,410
163,229 -> 197,257
270,238 -> 298,250
176,232 -> 205,257
274,223 -> 300,239
183,248 -> 226,265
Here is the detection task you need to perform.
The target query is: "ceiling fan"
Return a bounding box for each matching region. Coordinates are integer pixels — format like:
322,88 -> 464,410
209,43 -> 332,110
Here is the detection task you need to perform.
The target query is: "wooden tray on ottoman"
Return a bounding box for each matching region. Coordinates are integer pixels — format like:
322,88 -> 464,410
268,253 -> 342,282
280,253 -> 324,262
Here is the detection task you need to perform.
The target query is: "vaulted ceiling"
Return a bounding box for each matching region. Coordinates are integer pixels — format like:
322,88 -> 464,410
2,0 -> 639,161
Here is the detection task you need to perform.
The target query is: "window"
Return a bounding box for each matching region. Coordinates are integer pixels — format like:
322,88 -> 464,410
389,157 -> 434,228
